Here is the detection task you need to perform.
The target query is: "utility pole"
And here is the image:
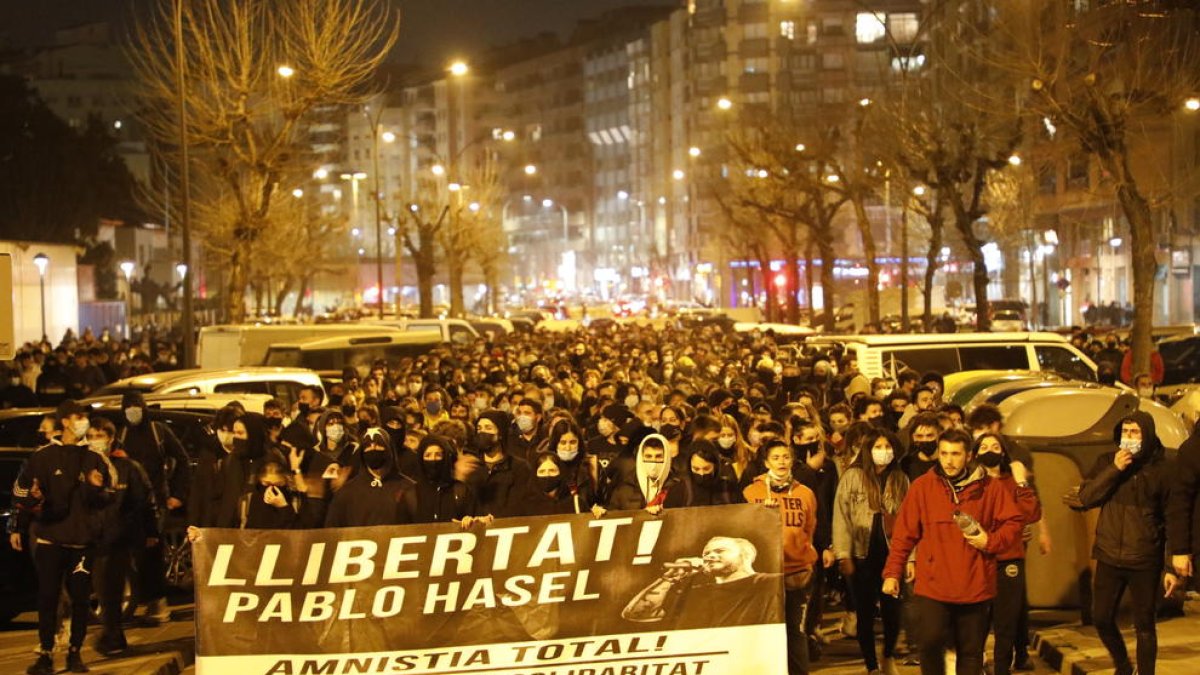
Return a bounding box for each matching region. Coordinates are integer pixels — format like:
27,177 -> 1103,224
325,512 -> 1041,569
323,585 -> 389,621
175,0 -> 195,365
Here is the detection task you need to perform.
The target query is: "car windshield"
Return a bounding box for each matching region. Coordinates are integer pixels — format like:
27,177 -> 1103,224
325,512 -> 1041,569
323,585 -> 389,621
91,383 -> 156,398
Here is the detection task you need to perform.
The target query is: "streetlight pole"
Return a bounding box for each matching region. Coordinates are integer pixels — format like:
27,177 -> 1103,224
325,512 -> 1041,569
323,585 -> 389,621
33,253 -> 48,340
174,0 -> 195,367
120,260 -> 136,339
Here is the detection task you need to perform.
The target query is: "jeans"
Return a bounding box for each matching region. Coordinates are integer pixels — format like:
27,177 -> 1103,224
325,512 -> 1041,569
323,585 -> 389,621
1093,561 -> 1158,675
785,584 -> 811,675
850,551 -> 901,670
992,559 -> 1027,675
34,544 -> 94,651
911,594 -> 991,675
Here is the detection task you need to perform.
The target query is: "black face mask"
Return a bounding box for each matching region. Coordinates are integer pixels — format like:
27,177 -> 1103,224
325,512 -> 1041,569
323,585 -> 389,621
265,417 -> 283,431
692,472 -> 718,489
232,438 -> 250,455
659,423 -> 681,440
536,475 -> 562,494
362,451 -> 388,471
297,403 -> 311,419
781,375 -> 802,393
911,440 -> 938,457
421,457 -> 449,483
794,441 -> 820,458
474,431 -> 497,452
977,452 -> 1003,468
731,389 -> 745,400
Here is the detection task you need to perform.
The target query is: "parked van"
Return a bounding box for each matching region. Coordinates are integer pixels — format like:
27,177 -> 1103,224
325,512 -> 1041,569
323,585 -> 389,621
197,324 -> 403,369
359,318 -> 479,344
804,332 -> 1098,381
91,367 -> 323,409
263,332 -> 441,379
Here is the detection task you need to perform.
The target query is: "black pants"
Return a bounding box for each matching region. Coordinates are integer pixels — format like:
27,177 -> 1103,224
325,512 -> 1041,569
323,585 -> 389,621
804,565 -> 826,639
96,547 -> 132,639
992,559 -> 1027,675
850,551 -> 901,670
34,543 -> 94,651
785,583 -> 811,675
131,539 -> 165,604
1093,561 -> 1158,675
911,594 -> 991,675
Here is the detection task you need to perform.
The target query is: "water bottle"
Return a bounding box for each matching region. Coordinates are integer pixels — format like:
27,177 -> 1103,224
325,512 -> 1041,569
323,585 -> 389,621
953,510 -> 982,537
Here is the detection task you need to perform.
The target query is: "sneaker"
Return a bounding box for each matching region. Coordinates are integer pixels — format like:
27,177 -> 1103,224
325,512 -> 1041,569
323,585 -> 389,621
901,655 -> 921,666
140,598 -> 171,626
26,652 -> 53,675
1012,654 -> 1035,672
881,657 -> 902,675
841,612 -> 858,638
66,648 -> 89,673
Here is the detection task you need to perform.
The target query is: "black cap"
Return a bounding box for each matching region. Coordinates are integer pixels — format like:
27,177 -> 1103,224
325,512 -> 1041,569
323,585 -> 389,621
121,391 -> 146,409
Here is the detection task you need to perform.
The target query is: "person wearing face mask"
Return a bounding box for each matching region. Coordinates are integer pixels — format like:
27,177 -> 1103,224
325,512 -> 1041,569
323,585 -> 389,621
398,435 -> 481,526
116,391 -> 190,625
324,428 -> 414,527
526,452 -> 592,516
832,428 -> 911,675
605,435 -> 684,513
901,414 -> 943,481
195,414 -> 287,536
505,400 -> 545,463
422,389 -> 451,429
882,429 -> 1024,675
1075,412 -> 1177,675
474,411 -> 533,519
187,406 -> 243,532
10,401 -> 114,675
87,417 -> 158,657
973,433 -> 1041,675
713,414 -> 754,488
743,440 -> 818,675
279,410 -> 344,527
787,420 -> 838,660
683,442 -> 741,506
1,368 -> 38,408
240,460 -> 302,530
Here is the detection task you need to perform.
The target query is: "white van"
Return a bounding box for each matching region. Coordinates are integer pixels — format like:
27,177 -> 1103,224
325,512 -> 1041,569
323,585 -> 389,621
263,332 -> 442,379
90,367 -> 324,408
358,318 -> 479,345
197,324 -> 404,369
804,332 -> 1098,381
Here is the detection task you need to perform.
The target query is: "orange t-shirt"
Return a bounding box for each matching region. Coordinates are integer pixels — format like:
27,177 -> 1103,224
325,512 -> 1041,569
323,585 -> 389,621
744,477 -> 818,574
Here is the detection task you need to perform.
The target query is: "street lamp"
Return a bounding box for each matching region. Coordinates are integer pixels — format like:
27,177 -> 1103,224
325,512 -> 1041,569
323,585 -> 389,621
524,164 -> 538,176
277,65 -> 295,78
175,263 -> 188,279
32,253 -> 48,339
120,260 -> 136,338
1185,97 -> 1200,112
716,97 -> 733,111
448,61 -> 469,77
431,164 -> 446,176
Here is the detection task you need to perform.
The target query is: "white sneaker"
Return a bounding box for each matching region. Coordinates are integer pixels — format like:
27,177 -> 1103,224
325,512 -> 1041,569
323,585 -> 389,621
841,613 -> 858,638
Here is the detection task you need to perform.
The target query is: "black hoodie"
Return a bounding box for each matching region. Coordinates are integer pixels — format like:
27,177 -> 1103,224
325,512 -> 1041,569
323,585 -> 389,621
1077,410 -> 1174,570
324,428 -> 414,528
401,434 -> 478,524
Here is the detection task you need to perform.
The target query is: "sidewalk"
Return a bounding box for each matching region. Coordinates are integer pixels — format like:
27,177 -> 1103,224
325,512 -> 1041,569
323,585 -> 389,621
1033,601 -> 1200,675
0,605 -> 195,675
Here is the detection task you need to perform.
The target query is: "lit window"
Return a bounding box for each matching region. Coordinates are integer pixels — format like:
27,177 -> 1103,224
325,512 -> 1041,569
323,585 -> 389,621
780,20 -> 796,40
856,12 -> 887,44
890,54 -> 926,73
889,13 -> 920,43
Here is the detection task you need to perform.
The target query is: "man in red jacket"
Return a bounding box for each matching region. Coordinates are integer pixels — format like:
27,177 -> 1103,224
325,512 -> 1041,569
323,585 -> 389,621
882,428 -> 1024,675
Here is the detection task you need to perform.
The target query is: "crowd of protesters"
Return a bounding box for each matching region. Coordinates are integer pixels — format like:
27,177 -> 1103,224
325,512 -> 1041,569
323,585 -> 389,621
6,319 -> 1198,675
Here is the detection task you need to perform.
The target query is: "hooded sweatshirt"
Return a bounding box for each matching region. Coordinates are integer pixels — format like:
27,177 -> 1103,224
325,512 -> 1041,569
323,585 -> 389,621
1077,410 -> 1173,570
605,434 -> 684,511
743,468 -> 818,574
883,463 -> 1024,604
324,428 -> 414,527
401,434 -> 478,524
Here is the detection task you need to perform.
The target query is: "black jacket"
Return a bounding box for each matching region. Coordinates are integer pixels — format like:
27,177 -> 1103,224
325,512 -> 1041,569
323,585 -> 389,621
795,460 -> 837,553
1168,427 -> 1200,557
13,441 -> 112,546
1077,411 -> 1173,571
324,430 -> 413,528
477,454 -> 533,519
119,417 -> 191,505
99,453 -> 159,548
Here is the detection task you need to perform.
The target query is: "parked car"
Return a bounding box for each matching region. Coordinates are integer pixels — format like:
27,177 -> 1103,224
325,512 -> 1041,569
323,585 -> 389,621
991,309 -> 1027,332
90,367 -> 323,410
263,332 -> 441,380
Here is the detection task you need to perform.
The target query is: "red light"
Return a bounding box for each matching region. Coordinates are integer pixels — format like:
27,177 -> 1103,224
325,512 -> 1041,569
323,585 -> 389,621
774,273 -> 787,287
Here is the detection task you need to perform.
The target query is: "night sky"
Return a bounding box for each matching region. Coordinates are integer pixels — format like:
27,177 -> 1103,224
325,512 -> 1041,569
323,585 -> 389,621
0,0 -> 684,65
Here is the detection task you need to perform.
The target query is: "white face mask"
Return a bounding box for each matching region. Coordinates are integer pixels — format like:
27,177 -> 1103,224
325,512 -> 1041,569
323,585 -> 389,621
326,425 -> 345,443
1119,437 -> 1142,455
516,415 -> 535,433
625,394 -> 640,408
718,436 -> 736,450
125,407 -> 144,425
217,429 -> 234,451
70,419 -> 90,440
872,447 -> 895,467
87,438 -> 110,455
644,459 -> 664,479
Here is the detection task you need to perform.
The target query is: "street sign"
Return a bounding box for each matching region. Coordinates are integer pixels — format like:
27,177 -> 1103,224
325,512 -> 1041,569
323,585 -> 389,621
0,254 -> 13,359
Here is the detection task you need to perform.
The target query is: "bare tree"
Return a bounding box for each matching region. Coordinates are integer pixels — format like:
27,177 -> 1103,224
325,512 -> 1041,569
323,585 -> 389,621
128,0 -> 398,322
992,1 -> 1200,372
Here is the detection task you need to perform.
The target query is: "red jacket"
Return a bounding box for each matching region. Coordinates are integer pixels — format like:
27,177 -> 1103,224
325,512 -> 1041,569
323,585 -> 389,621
883,467 -> 1024,604
993,473 -> 1042,562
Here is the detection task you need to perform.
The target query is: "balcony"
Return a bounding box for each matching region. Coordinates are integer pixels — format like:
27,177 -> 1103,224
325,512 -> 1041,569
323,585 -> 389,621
739,37 -> 770,58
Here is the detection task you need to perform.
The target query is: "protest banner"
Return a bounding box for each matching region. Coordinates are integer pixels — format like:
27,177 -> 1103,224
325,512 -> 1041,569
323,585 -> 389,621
192,503 -> 787,675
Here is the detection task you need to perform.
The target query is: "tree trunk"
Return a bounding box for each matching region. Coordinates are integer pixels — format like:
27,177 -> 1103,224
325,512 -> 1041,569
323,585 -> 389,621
785,251 -> 801,325
273,276 -> 294,317
227,252 -> 247,323
416,250 -> 435,319
922,214 -> 943,332
293,275 -> 310,317
851,197 -> 881,326
1106,151 -> 1156,377
804,241 -> 815,324
756,251 -> 774,322
483,266 -> 498,315
817,236 -> 837,332
448,257 -> 465,318
953,216 -> 992,332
